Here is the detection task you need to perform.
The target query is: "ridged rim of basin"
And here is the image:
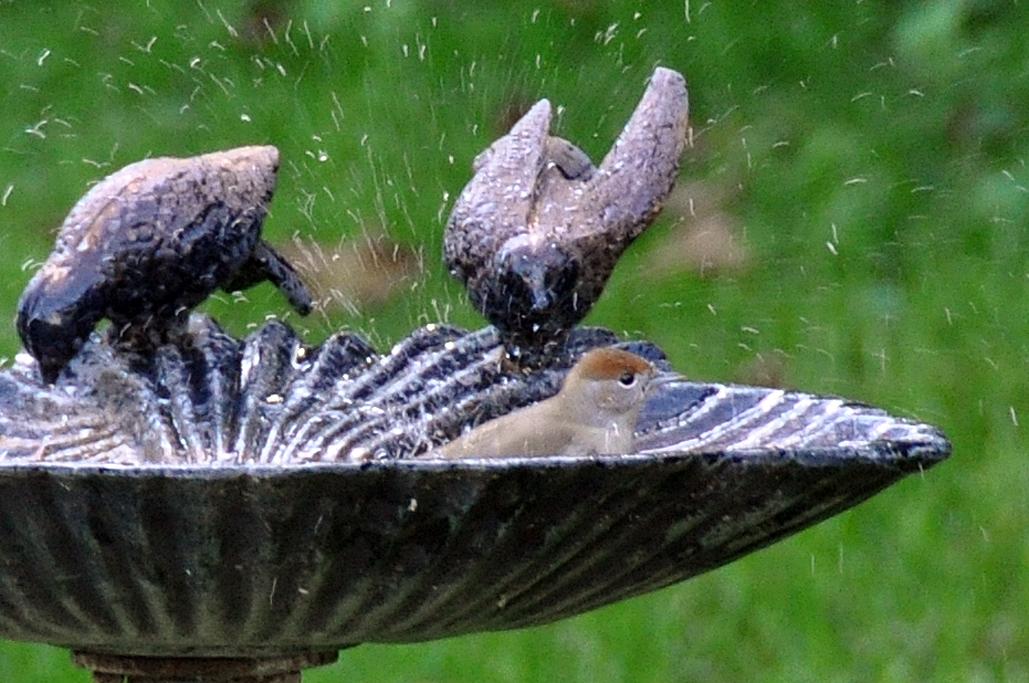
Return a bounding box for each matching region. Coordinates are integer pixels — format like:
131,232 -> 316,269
0,436 -> 948,475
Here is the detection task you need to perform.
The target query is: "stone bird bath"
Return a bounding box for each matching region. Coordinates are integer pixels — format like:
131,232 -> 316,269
0,68 -> 949,681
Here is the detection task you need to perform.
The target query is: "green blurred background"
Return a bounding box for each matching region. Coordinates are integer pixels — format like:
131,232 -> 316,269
0,1 -> 1025,681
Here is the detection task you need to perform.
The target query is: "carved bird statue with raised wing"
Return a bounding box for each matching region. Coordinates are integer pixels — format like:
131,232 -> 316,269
445,67 -> 689,361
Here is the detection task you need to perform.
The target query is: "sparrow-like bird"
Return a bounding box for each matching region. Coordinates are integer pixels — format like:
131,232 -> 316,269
435,347 -> 674,459
17,145 -> 312,383
444,67 -> 689,358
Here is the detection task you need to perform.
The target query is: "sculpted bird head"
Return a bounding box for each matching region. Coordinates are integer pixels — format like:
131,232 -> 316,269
16,273 -> 105,384
492,234 -> 581,336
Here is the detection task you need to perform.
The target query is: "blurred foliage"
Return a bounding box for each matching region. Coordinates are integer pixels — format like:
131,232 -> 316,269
0,1 -> 1026,681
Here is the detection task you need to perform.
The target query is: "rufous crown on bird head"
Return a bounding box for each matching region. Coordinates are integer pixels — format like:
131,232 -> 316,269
560,347 -> 657,419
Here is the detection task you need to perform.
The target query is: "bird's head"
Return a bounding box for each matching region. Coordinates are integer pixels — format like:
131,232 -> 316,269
491,235 -> 581,340
16,267 -> 106,384
558,348 -> 661,424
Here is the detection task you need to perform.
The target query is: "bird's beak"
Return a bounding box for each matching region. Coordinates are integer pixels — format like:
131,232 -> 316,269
530,288 -> 553,313
649,372 -> 687,391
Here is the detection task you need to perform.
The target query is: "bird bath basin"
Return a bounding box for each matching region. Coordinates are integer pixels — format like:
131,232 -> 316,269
0,322 -> 950,680
0,65 -> 949,681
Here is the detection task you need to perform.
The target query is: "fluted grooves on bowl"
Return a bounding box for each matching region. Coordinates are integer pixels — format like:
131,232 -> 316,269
1,317 -> 640,464
0,316 -> 949,655
0,315 -> 944,466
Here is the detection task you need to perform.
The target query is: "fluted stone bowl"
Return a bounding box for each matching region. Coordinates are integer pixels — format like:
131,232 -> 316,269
0,319 -> 949,657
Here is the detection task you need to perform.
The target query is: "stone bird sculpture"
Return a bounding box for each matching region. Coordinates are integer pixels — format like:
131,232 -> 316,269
434,347 -> 675,459
16,145 -> 312,383
444,67 -> 689,360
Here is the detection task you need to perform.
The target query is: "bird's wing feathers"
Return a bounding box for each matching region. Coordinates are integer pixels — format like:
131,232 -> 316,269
438,399 -> 573,458
445,100 -> 554,277
585,67 -> 689,243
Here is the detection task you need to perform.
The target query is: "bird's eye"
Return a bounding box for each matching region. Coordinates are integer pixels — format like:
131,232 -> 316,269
618,371 -> 636,387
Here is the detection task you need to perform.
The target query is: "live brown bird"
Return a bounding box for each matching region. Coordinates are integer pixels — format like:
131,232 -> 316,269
436,348 -> 674,459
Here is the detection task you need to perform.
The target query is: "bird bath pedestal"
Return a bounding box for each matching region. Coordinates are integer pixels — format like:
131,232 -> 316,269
72,651 -> 338,682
